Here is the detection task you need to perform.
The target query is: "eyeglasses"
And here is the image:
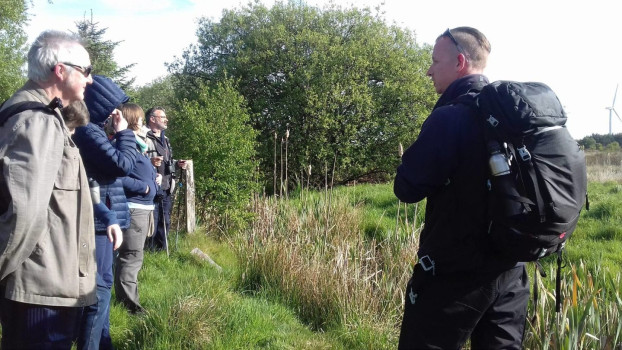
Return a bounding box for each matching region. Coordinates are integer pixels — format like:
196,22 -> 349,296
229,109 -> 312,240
443,28 -> 466,55
52,62 -> 93,77
153,115 -> 168,121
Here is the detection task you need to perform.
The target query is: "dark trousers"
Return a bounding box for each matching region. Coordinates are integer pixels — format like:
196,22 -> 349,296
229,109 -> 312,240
398,263 -> 529,350
0,297 -> 82,349
149,191 -> 172,252
78,234 -> 115,350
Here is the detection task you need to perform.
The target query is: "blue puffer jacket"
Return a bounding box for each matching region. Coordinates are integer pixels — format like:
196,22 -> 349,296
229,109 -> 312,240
73,75 -> 137,233
122,143 -> 158,206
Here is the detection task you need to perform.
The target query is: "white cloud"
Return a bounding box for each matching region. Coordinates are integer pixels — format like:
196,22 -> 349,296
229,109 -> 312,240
99,0 -> 186,13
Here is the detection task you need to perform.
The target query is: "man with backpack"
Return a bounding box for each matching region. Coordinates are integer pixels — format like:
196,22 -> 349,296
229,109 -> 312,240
394,27 -> 530,349
0,30 -> 97,348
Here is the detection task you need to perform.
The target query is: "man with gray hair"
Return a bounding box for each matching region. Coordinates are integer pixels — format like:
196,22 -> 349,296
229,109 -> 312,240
0,30 -> 96,348
395,27 -> 529,349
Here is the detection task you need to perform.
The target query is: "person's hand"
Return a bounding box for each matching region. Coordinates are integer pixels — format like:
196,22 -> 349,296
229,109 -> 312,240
155,173 -> 162,186
103,117 -> 115,136
151,155 -> 163,167
110,109 -> 128,132
177,160 -> 187,170
107,224 -> 123,250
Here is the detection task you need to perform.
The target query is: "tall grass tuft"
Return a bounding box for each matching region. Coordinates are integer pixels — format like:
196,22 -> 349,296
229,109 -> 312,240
525,260 -> 622,349
232,177 -> 622,349
586,151 -> 622,183
234,187 -> 419,347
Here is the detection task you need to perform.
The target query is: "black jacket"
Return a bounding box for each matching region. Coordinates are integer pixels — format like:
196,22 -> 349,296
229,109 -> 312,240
146,130 -> 173,192
395,74 -> 513,274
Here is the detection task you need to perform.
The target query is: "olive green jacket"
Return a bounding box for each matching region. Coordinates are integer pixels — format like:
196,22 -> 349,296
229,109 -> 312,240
0,81 -> 96,307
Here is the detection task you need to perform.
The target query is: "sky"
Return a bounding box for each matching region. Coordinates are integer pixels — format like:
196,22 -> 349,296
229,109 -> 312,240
24,0 -> 622,138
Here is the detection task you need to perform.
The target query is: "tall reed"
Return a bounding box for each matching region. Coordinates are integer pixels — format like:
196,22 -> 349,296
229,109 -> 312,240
234,189 -> 419,344
586,151 -> 622,183
523,260 -> 622,350
230,150 -> 622,348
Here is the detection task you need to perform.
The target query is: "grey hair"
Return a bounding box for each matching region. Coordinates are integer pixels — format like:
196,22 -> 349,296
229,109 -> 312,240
27,30 -> 85,82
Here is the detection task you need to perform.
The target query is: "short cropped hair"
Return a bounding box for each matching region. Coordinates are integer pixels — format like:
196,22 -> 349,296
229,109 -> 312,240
439,27 -> 491,70
145,106 -> 165,125
120,103 -> 145,131
27,30 -> 85,83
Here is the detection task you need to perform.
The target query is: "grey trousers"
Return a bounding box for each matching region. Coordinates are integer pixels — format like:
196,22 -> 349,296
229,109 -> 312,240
114,208 -> 152,313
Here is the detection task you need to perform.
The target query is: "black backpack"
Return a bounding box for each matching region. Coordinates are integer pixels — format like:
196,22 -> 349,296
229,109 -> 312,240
0,98 -> 62,126
459,81 -> 588,311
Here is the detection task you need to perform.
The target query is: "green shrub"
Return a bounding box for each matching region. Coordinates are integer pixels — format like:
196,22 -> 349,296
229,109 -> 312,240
170,79 -> 259,230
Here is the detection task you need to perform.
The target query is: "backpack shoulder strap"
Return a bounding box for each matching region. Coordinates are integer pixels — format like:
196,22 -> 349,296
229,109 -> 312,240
0,98 -> 63,127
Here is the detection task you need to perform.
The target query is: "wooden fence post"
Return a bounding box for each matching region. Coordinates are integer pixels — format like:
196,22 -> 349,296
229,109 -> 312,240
184,160 -> 196,233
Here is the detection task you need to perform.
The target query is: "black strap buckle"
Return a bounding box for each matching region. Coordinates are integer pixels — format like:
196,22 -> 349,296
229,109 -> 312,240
486,115 -> 499,127
517,145 -> 531,161
48,97 -> 63,110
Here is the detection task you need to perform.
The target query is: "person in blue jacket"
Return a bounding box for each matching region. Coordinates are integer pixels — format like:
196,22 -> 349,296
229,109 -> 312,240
394,27 -> 529,349
63,100 -> 119,242
114,103 -> 160,314
73,75 -> 137,350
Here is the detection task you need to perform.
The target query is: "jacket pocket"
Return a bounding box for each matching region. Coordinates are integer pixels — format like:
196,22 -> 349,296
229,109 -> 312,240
54,146 -> 81,190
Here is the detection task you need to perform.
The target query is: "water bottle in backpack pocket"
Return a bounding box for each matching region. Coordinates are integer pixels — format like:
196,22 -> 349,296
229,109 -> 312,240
460,81 -> 588,262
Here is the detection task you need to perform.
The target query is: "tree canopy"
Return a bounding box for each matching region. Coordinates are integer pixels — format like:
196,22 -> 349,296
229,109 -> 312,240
170,1 -> 437,189
0,0 -> 28,101
132,75 -> 176,112
170,79 -> 258,228
75,14 -> 135,91
579,133 -> 622,151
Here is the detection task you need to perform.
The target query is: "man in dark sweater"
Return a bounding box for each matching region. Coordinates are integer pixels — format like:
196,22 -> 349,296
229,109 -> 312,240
394,27 -> 529,349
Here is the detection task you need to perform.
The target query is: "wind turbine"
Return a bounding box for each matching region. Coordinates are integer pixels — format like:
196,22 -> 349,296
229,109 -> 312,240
606,84 -> 620,135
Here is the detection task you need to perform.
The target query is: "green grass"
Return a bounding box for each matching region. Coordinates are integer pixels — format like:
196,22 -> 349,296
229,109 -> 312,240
109,233 -> 339,349
106,179 -> 622,349
1,165 -> 616,348
290,182 -> 425,241
563,181 -> 622,276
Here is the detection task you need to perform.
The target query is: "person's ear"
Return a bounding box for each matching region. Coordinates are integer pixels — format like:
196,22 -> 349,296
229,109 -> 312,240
51,64 -> 65,80
457,53 -> 468,71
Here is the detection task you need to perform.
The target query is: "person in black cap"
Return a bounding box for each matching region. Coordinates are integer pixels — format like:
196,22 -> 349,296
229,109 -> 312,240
73,75 -> 138,350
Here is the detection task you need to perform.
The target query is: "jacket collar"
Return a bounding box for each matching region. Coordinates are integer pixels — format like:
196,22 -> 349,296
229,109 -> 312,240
433,74 -> 489,110
147,129 -> 166,142
3,80 -> 51,108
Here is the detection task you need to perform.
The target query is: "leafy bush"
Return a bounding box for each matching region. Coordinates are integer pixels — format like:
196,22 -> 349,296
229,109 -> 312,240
170,80 -> 258,230
171,1 -> 437,189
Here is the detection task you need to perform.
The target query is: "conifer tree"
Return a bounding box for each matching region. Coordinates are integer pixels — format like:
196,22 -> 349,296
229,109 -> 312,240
74,13 -> 136,90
